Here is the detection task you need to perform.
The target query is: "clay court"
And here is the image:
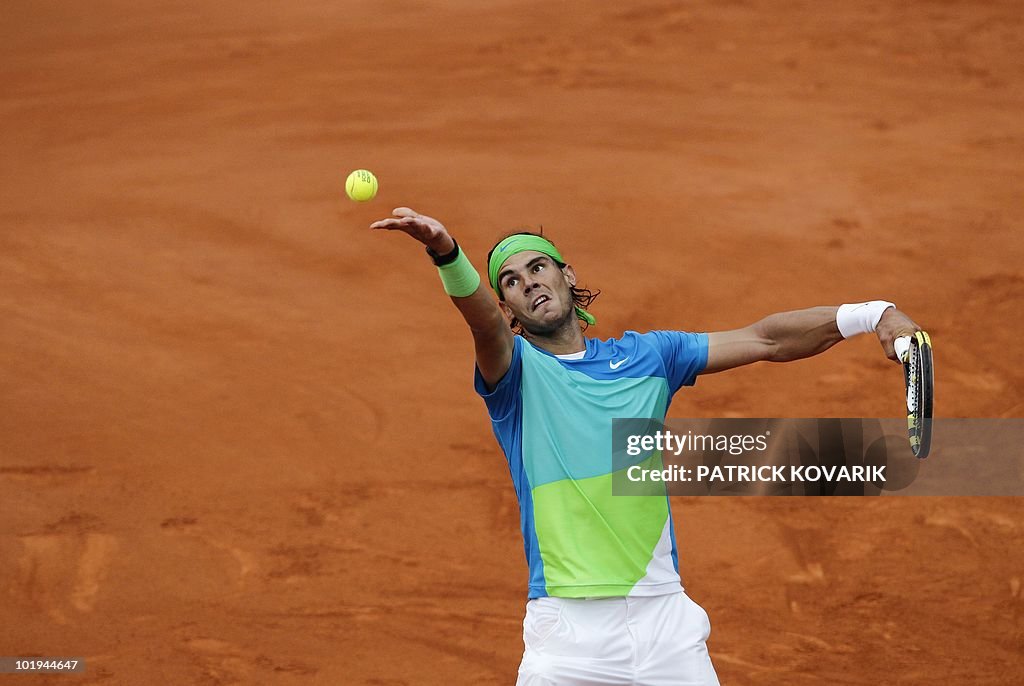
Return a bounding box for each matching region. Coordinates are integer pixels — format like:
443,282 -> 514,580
2,0 -> 1022,683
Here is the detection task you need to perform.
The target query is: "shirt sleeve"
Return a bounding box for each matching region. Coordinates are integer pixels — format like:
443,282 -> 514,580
473,335 -> 524,421
643,330 -> 709,393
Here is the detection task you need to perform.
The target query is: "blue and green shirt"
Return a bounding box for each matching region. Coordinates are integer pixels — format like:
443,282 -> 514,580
474,330 -> 708,599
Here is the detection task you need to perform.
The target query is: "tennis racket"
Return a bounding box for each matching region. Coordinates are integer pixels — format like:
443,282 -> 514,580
893,331 -> 934,458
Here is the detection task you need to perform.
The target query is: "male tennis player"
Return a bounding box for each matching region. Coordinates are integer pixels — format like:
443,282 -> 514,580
371,207 -> 921,685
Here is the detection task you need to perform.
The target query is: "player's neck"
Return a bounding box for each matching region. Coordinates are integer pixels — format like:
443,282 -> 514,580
525,319 -> 586,356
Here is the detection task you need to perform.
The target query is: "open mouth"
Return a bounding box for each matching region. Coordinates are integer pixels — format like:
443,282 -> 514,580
531,294 -> 551,311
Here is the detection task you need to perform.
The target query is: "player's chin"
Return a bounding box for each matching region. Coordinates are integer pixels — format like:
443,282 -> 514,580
521,306 -> 574,336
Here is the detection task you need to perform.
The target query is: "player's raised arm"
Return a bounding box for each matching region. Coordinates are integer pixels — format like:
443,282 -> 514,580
703,302 -> 921,374
370,207 -> 513,387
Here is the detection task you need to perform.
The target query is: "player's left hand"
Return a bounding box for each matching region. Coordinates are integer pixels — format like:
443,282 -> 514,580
875,307 -> 922,362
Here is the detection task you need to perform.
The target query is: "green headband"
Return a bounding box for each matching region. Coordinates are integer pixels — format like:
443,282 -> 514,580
487,235 -> 596,326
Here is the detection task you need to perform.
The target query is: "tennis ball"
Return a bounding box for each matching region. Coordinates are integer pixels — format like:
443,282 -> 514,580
345,169 -> 378,202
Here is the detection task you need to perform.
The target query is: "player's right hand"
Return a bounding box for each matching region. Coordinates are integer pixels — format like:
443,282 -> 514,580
370,207 -> 455,255
875,307 -> 922,363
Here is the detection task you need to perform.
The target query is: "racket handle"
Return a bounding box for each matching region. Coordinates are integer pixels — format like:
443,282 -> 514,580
894,336 -> 911,363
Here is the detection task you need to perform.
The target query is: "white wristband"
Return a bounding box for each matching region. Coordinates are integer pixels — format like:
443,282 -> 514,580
836,301 -> 895,338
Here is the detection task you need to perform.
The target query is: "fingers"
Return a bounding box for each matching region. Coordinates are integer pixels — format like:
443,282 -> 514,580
893,336 -> 911,363
369,217 -> 405,230
369,220 -> 421,234
370,207 -> 424,230
876,308 -> 923,363
393,207 -> 432,231
880,335 -> 897,362
884,335 -> 904,362
368,208 -> 447,248
884,331 -> 918,364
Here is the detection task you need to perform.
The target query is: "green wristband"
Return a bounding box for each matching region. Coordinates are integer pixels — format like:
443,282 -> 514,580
438,248 -> 481,297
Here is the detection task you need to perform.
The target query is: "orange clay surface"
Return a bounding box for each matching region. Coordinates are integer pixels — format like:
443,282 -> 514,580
2,1 -> 1022,684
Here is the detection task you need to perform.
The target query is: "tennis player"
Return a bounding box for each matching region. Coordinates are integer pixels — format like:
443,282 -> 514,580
371,207 -> 921,685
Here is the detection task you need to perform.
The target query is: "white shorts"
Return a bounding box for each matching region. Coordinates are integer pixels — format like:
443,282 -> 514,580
517,592 -> 719,686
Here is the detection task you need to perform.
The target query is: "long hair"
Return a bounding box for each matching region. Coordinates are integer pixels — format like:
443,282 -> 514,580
486,230 -> 600,335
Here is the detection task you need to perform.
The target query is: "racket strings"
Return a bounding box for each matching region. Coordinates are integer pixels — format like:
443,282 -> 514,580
903,332 -> 933,459
906,347 -> 920,415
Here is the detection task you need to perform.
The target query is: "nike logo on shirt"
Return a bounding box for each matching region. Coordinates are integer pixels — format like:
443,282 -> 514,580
609,358 -> 628,370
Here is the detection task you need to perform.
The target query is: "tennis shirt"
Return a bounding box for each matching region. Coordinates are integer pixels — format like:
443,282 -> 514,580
474,330 -> 708,599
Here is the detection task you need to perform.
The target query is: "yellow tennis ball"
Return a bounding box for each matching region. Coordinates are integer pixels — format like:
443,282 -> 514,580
345,169 -> 378,202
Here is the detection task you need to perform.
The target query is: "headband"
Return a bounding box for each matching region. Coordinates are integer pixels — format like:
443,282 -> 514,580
487,235 -> 596,326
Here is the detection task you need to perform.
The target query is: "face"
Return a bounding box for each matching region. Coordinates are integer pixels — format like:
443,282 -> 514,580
496,250 -> 577,335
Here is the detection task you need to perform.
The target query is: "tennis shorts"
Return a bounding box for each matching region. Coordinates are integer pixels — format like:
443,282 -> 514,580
516,592 -> 719,686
